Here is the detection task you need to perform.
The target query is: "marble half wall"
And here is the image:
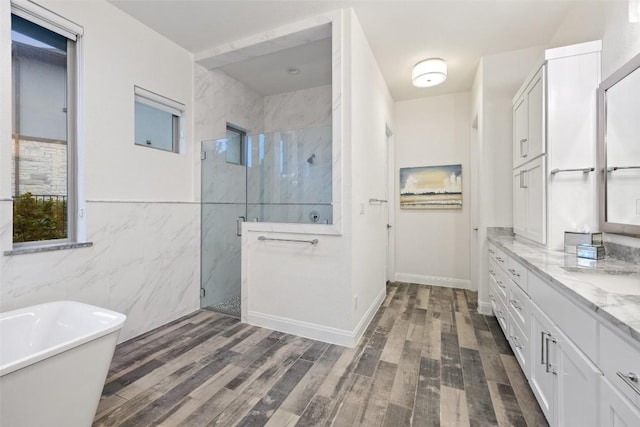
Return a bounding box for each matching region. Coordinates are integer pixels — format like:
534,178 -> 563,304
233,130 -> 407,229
0,200 -> 200,342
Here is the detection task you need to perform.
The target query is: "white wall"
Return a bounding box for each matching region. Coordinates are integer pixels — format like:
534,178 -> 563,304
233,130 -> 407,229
0,0 -> 198,341
394,93 -> 471,289
348,9 -> 394,332
239,9 -> 392,347
550,1 -> 640,248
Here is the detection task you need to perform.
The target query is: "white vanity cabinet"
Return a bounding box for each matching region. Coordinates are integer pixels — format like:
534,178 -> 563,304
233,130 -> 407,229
512,41 -> 601,248
530,302 -> 601,427
598,324 -> 640,426
487,240 -> 640,427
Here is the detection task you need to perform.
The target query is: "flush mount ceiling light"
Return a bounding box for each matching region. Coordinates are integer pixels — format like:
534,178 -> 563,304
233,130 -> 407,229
287,67 -> 300,75
412,58 -> 447,88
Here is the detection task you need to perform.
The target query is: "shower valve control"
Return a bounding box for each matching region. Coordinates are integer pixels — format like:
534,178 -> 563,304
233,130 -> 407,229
309,211 -> 320,223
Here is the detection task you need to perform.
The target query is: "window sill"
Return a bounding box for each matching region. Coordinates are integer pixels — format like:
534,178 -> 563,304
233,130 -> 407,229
4,241 -> 93,256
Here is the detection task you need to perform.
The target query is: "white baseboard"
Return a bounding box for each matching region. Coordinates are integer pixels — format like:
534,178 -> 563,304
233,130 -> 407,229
246,286 -> 386,348
351,286 -> 386,346
477,301 -> 493,315
246,311 -> 355,347
394,273 -> 471,289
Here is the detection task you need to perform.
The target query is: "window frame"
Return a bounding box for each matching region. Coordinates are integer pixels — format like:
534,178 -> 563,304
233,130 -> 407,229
225,124 -> 246,166
10,0 -> 83,248
134,86 -> 185,154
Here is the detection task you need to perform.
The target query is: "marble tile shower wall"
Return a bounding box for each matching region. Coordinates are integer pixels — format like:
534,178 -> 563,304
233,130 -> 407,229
0,200 -> 200,341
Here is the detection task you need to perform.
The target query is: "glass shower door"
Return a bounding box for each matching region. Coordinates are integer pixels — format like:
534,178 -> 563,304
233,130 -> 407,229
200,136 -> 246,317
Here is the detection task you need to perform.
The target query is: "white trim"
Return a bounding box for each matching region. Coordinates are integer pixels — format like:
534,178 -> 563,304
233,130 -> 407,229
246,311 -> 356,347
394,273 -> 471,289
11,0 -> 83,40
477,301 -> 493,315
352,286 -> 386,346
247,286 -> 385,348
134,86 -> 185,116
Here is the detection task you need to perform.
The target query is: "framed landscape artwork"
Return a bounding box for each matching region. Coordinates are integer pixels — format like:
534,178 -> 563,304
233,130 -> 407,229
400,164 -> 462,209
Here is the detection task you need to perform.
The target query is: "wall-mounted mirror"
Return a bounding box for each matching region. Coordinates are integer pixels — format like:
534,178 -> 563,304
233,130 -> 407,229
598,51 -> 640,237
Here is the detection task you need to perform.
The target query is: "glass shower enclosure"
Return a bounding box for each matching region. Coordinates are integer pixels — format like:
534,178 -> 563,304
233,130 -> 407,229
201,125 -> 332,316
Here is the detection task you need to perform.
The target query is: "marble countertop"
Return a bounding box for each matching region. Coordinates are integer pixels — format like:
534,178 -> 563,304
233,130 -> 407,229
488,234 -> 640,346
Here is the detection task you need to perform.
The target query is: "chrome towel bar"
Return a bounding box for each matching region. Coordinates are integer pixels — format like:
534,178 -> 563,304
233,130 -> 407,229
369,198 -> 388,203
258,236 -> 318,245
607,165 -> 640,172
550,167 -> 594,175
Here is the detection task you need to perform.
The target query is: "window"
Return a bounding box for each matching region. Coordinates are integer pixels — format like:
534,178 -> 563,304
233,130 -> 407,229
134,86 -> 184,153
225,125 -> 245,165
10,4 -> 81,245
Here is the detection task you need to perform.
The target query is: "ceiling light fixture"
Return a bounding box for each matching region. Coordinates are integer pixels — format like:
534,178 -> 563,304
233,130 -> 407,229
287,67 -> 300,75
412,58 -> 447,88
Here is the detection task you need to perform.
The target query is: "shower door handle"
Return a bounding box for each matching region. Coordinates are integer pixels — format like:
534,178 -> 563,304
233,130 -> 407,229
236,216 -> 245,237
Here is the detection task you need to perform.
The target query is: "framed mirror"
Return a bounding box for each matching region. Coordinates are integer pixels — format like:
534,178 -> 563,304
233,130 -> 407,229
598,51 -> 640,237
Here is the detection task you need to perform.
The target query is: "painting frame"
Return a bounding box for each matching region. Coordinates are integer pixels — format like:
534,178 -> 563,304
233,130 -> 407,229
399,164 -> 462,209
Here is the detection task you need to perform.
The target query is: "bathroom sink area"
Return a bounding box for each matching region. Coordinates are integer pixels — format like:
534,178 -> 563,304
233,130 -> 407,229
561,266 -> 640,296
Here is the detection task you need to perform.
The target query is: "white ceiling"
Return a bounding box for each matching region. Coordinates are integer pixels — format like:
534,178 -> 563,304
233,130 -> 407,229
109,0 -> 606,100
219,37 -> 332,96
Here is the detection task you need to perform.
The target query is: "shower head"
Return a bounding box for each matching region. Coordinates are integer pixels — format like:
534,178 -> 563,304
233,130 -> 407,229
307,154 -> 316,164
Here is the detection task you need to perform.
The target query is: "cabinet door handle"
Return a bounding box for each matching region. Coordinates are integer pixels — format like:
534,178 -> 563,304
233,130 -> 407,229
545,334 -> 556,374
496,256 -> 505,263
617,372 -> 640,396
541,331 -> 547,365
489,294 -> 496,302
519,171 -> 524,188
522,170 -> 528,189
508,268 -> 521,277
489,249 -> 496,254
497,280 -> 506,289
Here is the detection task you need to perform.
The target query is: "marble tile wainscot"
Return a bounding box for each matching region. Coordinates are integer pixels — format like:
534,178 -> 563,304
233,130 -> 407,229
488,234 -> 640,426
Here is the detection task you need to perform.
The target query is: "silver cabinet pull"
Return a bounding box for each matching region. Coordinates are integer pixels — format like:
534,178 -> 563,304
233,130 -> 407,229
511,299 -> 522,310
508,268 -> 521,277
236,216 -> 245,237
489,294 -> 496,302
617,372 -> 640,396
489,269 -> 496,276
541,331 -> 547,365
512,335 -> 523,349
496,256 -> 505,263
497,280 -> 506,289
545,334 -> 556,374
489,249 -> 496,254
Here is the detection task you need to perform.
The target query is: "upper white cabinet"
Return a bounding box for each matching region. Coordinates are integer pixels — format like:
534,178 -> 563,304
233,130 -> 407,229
512,41 -> 602,249
513,67 -> 545,168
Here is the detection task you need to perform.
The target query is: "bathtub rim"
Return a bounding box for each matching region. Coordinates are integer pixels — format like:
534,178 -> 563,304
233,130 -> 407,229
0,300 -> 126,377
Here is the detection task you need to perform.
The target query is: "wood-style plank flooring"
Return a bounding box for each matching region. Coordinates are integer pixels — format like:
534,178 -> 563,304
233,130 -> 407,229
94,283 -> 547,426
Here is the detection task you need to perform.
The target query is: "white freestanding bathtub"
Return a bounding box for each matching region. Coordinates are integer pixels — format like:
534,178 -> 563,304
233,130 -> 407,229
0,301 -> 126,427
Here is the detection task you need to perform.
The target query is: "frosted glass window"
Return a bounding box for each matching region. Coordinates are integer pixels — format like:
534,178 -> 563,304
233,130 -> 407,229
225,126 -> 245,165
134,86 -> 184,153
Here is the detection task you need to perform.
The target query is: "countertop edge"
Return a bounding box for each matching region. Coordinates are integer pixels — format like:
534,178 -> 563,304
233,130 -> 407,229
488,235 -> 640,347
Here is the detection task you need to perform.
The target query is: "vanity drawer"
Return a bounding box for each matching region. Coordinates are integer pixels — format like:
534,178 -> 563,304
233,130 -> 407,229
509,279 -> 530,333
489,280 -> 508,335
490,264 -> 509,302
488,243 -> 499,262
509,311 -> 530,377
506,257 -> 528,292
493,248 -> 508,269
599,324 -> 640,409
528,271 -> 597,362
